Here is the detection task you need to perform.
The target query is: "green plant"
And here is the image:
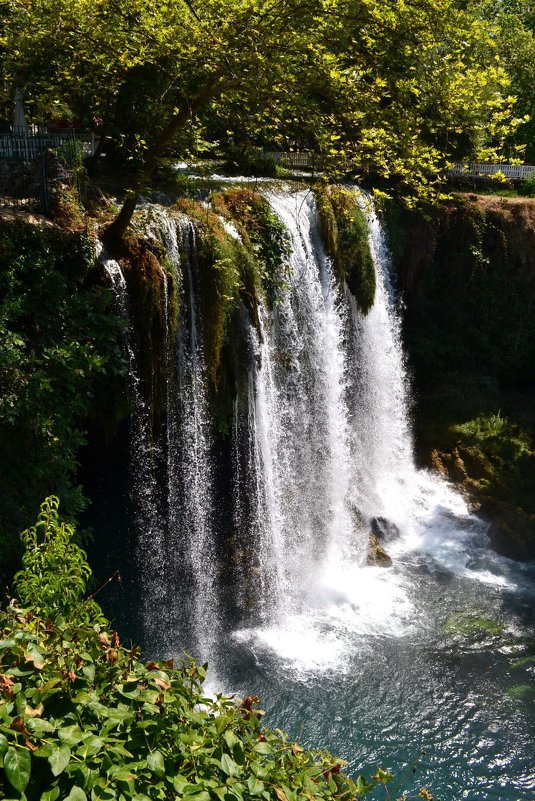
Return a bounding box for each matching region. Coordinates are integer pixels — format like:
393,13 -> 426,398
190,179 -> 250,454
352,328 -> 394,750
13,497 -> 104,625
519,172 -> 535,197
56,140 -> 85,171
213,189 -> 290,305
223,147 -> 279,178
0,220 -> 125,573
315,187 -> 376,314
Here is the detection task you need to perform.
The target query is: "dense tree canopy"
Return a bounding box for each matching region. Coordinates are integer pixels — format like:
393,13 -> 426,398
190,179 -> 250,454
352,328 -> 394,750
0,0 -> 530,230
488,0 -> 535,161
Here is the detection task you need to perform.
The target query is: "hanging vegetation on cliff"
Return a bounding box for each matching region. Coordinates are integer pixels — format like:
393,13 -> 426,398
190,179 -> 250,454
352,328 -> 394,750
316,186 -> 376,314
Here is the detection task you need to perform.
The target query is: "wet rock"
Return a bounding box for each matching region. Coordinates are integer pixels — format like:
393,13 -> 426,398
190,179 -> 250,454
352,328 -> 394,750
371,516 -> 399,542
367,533 -> 392,567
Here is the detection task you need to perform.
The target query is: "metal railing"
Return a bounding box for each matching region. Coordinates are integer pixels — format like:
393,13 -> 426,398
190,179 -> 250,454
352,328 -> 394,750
263,150 -> 323,170
0,126 -> 96,210
448,162 -> 535,180
0,126 -> 95,161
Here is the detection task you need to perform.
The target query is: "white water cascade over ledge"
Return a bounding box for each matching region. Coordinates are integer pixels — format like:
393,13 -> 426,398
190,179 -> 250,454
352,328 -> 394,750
231,188 -> 507,674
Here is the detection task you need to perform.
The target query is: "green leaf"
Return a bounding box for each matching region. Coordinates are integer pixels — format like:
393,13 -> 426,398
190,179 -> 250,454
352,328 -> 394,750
0,732 -> 8,757
66,788 -> 87,801
224,731 -> 239,751
172,775 -> 188,793
49,745 -> 71,776
147,750 -> 165,777
3,746 -> 31,793
77,734 -> 105,758
220,753 -> 239,777
27,718 -> 56,736
41,787 -> 61,801
247,776 -> 265,795
252,742 -> 272,755
58,725 -> 84,746
355,775 -> 374,796
184,790 -> 210,801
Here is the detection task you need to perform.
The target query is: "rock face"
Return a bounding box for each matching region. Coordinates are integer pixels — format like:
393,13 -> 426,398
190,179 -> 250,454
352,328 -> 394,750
367,532 -> 393,567
386,194 -> 535,562
371,516 -> 400,543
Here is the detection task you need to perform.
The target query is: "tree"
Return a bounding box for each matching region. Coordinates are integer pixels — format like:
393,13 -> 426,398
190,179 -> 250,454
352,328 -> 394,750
488,0 -> 535,161
1,0 -> 523,237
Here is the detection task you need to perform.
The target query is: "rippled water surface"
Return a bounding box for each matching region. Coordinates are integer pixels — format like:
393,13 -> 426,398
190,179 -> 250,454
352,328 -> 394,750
215,535 -> 535,801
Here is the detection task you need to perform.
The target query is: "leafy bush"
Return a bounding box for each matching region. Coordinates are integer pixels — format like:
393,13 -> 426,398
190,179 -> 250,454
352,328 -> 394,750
519,172 -> 535,197
13,497 -> 104,624
0,500 -> 407,801
0,220 -> 125,574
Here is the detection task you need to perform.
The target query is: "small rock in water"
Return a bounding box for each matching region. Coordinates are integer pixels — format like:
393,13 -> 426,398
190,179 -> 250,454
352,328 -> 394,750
367,533 -> 393,567
371,516 -> 400,542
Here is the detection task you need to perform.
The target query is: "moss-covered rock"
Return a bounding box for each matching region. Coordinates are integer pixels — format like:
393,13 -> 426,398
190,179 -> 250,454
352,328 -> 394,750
172,191 -> 290,436
507,684 -> 535,701
315,186 -> 376,314
444,612 -> 505,637
212,188 -> 289,307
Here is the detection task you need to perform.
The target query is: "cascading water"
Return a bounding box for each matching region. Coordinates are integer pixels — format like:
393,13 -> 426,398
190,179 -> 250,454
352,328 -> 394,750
243,190 -> 361,622
225,189 -> 535,801
235,188 -> 496,652
165,216 -> 219,665
99,211 -> 219,665
97,242 -> 169,652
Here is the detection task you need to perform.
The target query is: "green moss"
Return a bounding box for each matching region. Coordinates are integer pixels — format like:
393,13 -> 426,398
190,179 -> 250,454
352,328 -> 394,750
507,684 -> 535,701
315,186 -> 376,314
212,188 -> 290,306
175,198 -> 266,435
511,656 -> 535,670
452,413 -> 531,463
177,199 -> 245,389
119,235 -> 172,438
444,612 -> 505,637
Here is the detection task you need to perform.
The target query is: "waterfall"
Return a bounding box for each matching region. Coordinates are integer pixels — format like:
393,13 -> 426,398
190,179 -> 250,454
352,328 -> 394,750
106,189 -> 488,669
97,240 -> 169,652
244,190 -> 361,624
98,212 -> 219,665
231,187 -> 489,669
168,217 -> 218,664
97,194 -> 534,801
345,196 -> 415,526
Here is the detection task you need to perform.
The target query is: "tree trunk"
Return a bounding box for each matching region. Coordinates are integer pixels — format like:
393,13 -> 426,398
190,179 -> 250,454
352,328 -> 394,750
104,75 -> 227,245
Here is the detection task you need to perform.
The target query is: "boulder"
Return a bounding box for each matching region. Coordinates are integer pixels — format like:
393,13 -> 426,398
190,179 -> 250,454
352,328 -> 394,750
367,532 -> 392,567
370,516 -> 399,542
